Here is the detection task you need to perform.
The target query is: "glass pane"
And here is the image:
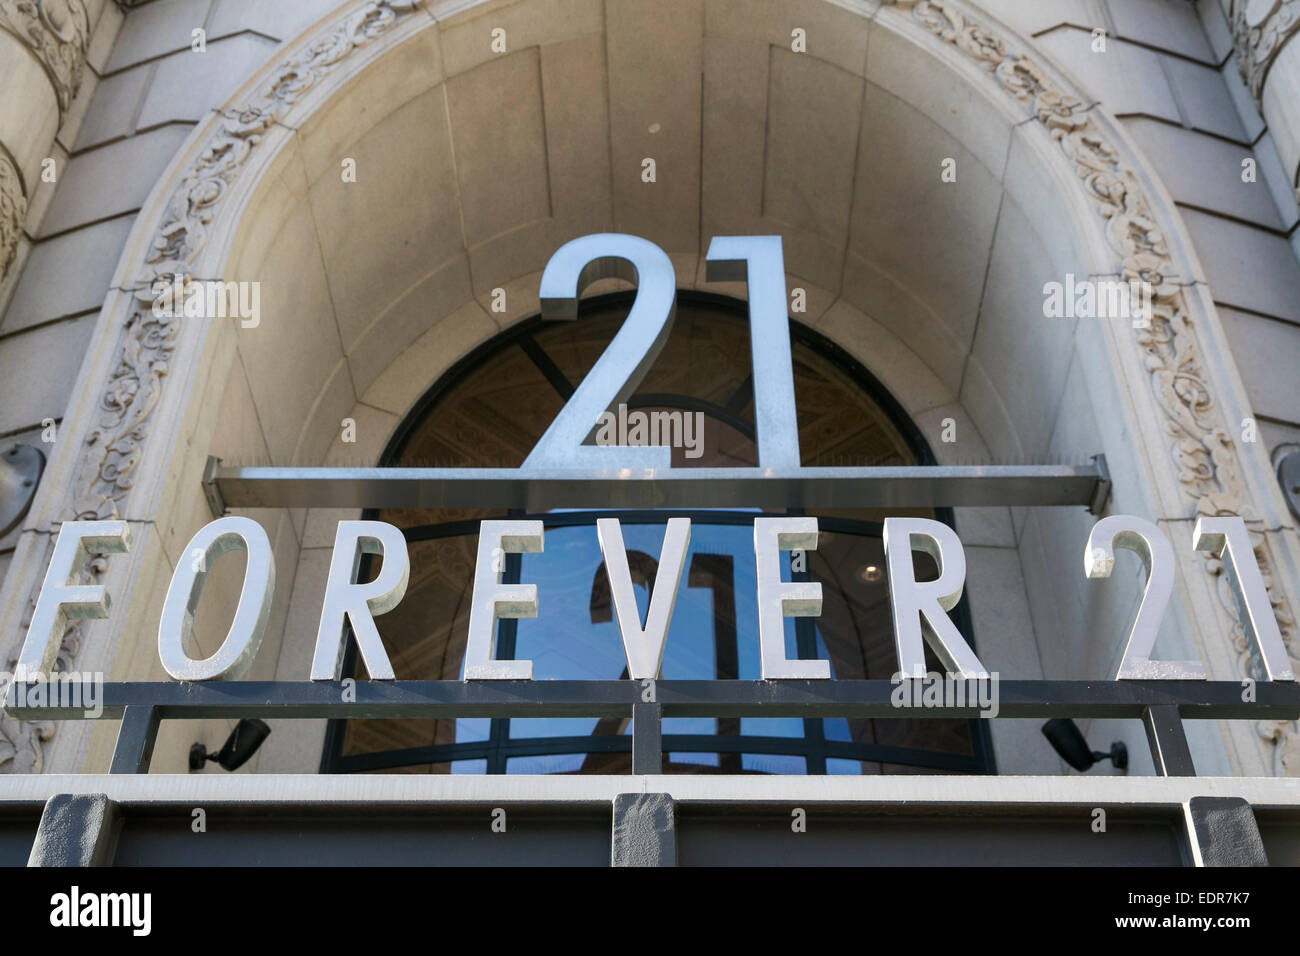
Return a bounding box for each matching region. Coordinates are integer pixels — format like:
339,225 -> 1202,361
327,295 -> 987,776
742,754 -> 806,775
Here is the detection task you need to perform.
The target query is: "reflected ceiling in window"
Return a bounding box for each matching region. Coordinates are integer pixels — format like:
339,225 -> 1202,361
323,293 -> 991,776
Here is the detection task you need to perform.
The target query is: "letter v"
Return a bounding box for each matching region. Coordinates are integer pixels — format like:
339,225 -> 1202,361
596,518 -> 691,680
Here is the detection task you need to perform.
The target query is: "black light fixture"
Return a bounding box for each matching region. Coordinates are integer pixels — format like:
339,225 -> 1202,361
1041,718 -> 1127,772
190,719 -> 271,772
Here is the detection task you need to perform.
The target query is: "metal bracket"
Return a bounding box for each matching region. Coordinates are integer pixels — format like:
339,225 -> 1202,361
0,444 -> 44,538
1089,453 -> 1112,515
611,793 -> 675,866
1184,796 -> 1269,866
8,678 -> 1300,777
201,455 -> 226,518
27,793 -> 120,867
204,459 -> 1111,511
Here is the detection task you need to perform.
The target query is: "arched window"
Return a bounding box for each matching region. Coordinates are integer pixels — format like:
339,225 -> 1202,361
322,292 -> 993,775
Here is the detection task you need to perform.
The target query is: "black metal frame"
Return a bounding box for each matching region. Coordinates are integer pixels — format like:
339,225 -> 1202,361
7,677 -> 1300,776
13,294 -> 1243,782
320,293 -> 995,776
320,509 -> 990,775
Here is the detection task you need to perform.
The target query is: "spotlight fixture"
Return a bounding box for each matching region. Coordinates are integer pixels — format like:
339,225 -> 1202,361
190,718 -> 271,772
1041,717 -> 1127,772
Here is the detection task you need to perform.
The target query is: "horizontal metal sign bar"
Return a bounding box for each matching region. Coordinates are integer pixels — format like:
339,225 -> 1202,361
5,678 -> 1294,721
204,457 -> 1111,513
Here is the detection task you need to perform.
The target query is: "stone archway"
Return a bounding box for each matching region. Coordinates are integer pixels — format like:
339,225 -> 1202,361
2,0 -> 1296,777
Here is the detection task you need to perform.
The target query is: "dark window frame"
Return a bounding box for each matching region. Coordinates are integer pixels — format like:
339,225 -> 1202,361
320,291 -> 996,776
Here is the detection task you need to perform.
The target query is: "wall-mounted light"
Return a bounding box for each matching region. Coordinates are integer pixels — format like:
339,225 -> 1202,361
1275,444 -> 1300,521
0,445 -> 44,538
1041,718 -> 1127,772
190,718 -> 271,772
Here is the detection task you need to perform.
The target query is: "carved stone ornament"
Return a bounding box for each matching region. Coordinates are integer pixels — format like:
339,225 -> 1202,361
887,0 -> 1299,773
3,0 -> 1296,775
1231,0 -> 1300,102
0,0 -> 91,112
0,151 -> 24,283
0,0 -> 429,773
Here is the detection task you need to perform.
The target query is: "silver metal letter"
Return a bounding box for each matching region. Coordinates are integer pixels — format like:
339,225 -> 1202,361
310,521 -> 409,681
464,520 -> 544,680
753,517 -> 828,679
1193,516 -> 1295,681
1084,515 -> 1204,680
524,233 -> 677,470
596,517 -> 691,680
706,236 -> 800,470
882,517 -> 986,678
15,520 -> 130,681
158,516 -> 274,681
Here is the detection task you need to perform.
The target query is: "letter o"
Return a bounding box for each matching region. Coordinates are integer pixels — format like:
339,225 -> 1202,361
158,516 -> 275,681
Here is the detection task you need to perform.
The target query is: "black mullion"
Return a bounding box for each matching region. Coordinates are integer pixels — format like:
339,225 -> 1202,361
323,293 -> 998,778
658,735 -> 981,772
723,372 -> 753,416
626,392 -> 757,443
517,334 -> 575,400
485,548 -> 523,774
333,732 -> 982,775
795,616 -> 827,773
788,519 -> 828,773
688,553 -> 742,772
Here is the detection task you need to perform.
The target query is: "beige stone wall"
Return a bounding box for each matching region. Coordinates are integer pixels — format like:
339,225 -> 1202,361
0,0 -> 339,591
0,0 -> 340,773
982,0 -> 1300,492
970,0 -> 1300,771
0,0 -> 1296,781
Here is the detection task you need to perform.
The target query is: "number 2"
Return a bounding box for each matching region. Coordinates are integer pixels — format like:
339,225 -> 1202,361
524,233 -> 799,470
1084,515 -> 1205,680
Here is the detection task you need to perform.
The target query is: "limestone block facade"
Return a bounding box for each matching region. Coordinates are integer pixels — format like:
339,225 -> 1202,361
0,0 -> 1296,788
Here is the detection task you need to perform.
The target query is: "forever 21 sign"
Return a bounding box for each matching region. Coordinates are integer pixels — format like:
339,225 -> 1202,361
11,235 -> 1294,688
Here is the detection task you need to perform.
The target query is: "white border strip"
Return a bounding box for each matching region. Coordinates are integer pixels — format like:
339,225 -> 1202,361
0,774 -> 1298,808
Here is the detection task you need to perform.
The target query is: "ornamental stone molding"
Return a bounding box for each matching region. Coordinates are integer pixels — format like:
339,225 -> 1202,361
889,0 -> 1300,773
1230,0 -> 1300,101
0,0 -> 1296,775
0,0 -> 90,113
0,0 -> 432,772
0,151 -> 24,282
